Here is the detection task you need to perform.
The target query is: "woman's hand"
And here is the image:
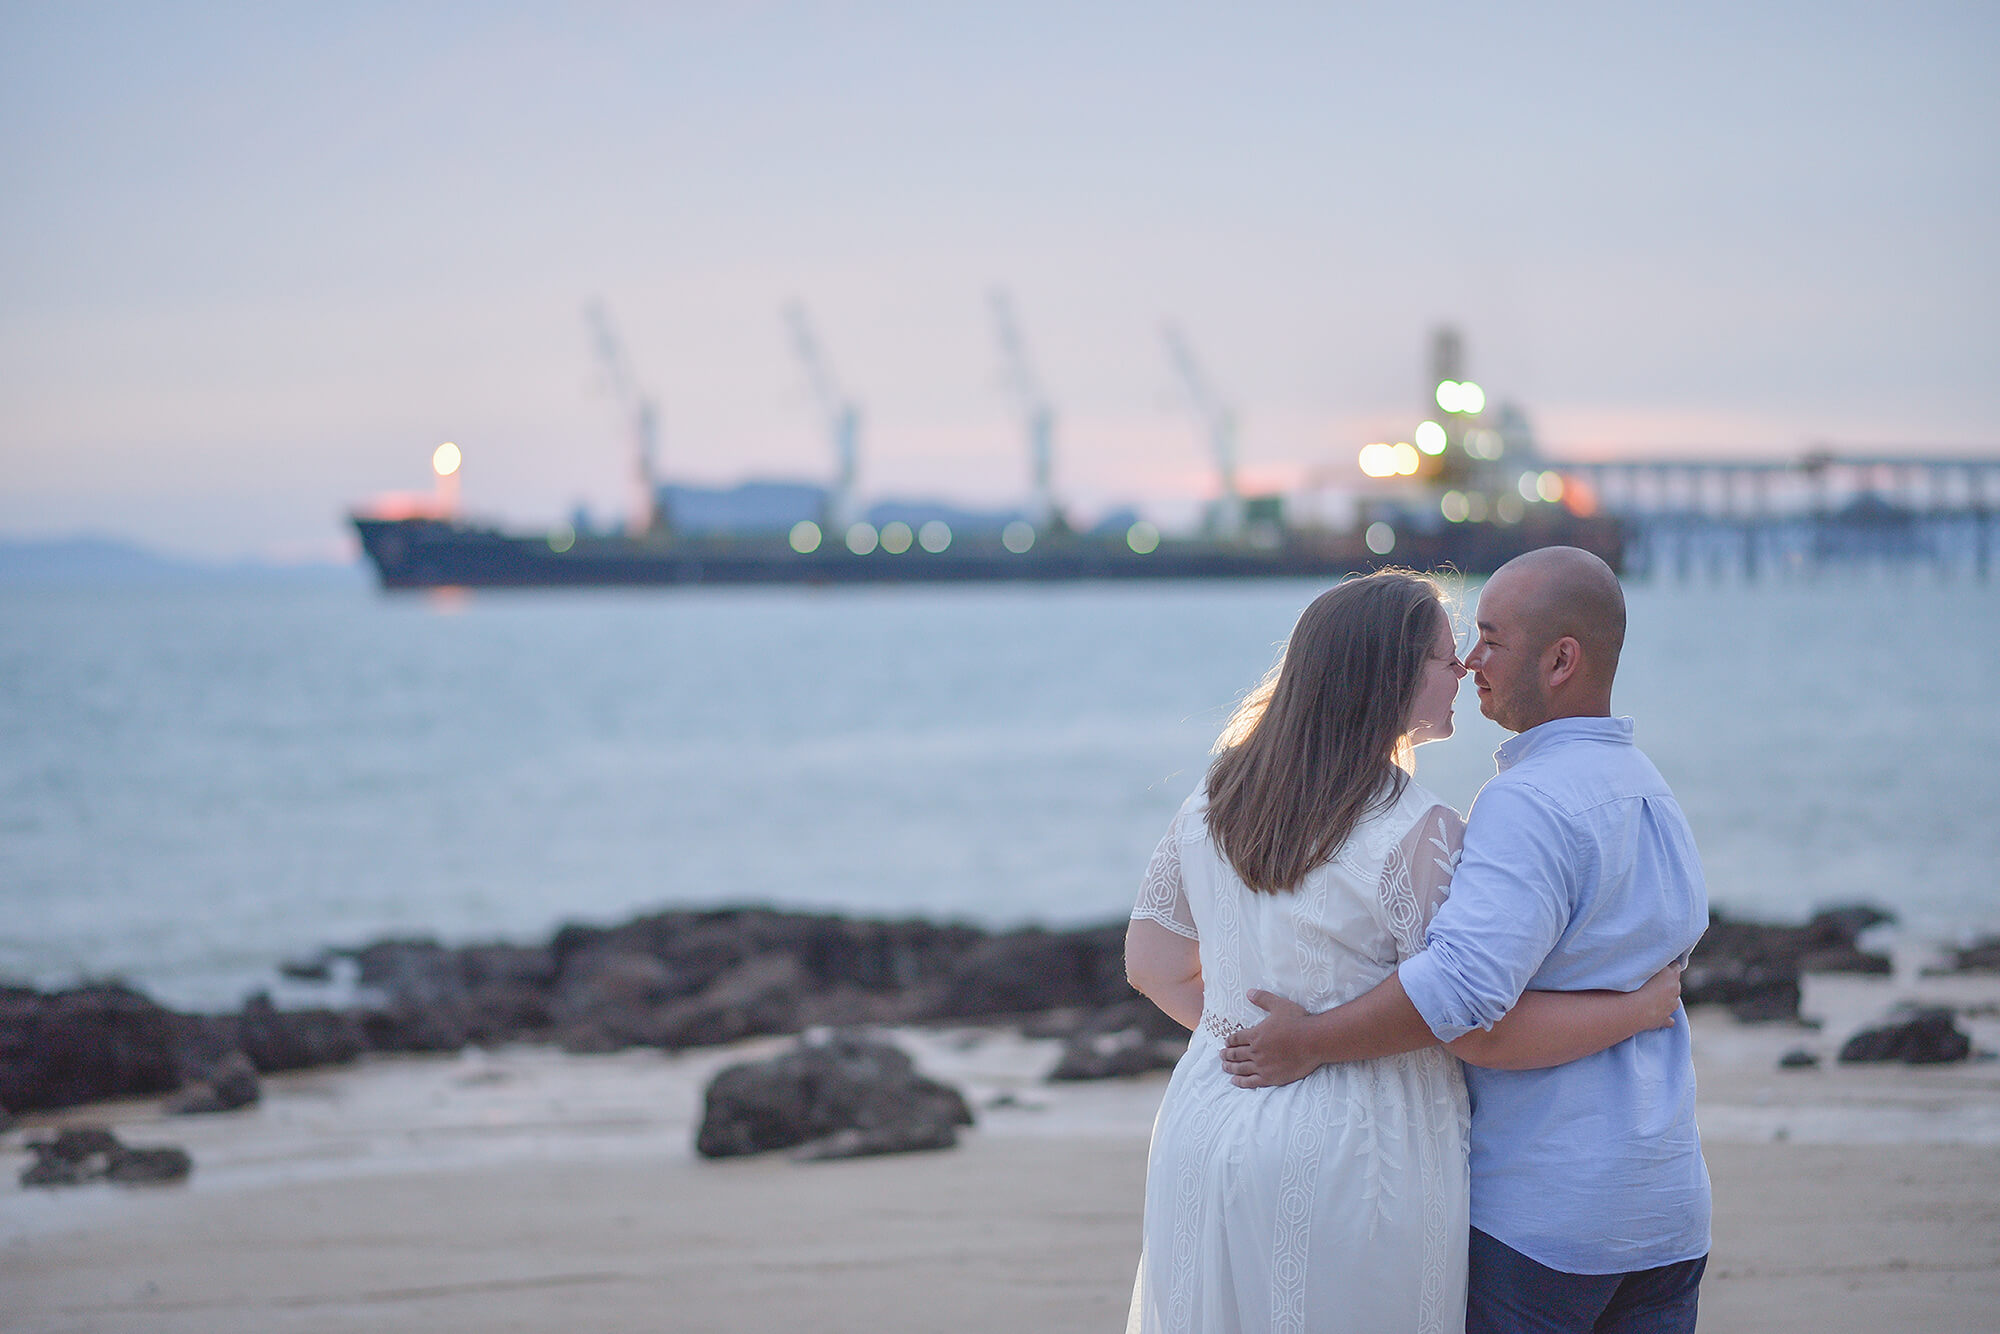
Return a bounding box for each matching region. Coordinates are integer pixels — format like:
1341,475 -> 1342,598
1635,961 -> 1684,1030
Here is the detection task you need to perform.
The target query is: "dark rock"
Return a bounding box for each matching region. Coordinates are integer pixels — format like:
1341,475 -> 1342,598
164,1051 -> 261,1114
277,953 -> 334,982
236,994 -> 365,1072
20,1127 -> 192,1188
1777,1048 -> 1820,1069
1807,904 -> 1895,941
1797,945 -> 1892,975
1077,996 -> 1189,1043
20,1128 -> 193,1192
349,938 -> 464,1006
1937,936 -> 2000,974
654,955 -> 808,1050
935,925 -> 1134,1019
1837,1008 -> 1972,1065
1724,978 -> 1803,1025
792,1121 -> 958,1161
1048,1028 -> 1180,1081
103,1145 -> 193,1184
0,985 -> 186,1113
695,1032 -> 974,1160
1683,904 -> 1898,1024
359,1000 -> 472,1054
37,1126 -> 123,1162
555,952 -> 809,1053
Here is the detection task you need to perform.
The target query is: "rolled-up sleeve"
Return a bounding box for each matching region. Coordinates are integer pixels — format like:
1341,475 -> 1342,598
1398,781 -> 1575,1041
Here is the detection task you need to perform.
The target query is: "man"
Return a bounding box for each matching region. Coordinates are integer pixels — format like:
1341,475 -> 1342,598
1222,545 -> 1711,1333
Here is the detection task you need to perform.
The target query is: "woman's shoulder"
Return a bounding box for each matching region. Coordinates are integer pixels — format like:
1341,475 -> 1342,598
1346,779 -> 1461,867
1171,784 -> 1211,839
1394,777 -> 1462,831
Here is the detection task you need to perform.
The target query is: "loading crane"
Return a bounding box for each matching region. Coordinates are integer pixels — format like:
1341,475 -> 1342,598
784,302 -> 862,531
988,289 -> 1065,532
584,301 -> 664,536
1162,324 -> 1245,540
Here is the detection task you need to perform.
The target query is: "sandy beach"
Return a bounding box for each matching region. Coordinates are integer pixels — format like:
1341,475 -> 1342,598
7,966 -> 1999,1334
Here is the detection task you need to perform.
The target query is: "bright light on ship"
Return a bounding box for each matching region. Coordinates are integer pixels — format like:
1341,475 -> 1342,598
879,520 -> 914,554
1457,381 -> 1485,414
1440,491 -> 1470,523
1537,471 -> 1565,503
1127,520 -> 1160,554
918,520 -> 952,553
547,523 -> 576,553
1358,443 -> 1399,478
432,442 -> 462,477
1002,520 -> 1036,554
1365,522 -> 1396,555
846,522 -> 879,555
789,520 -> 823,554
1435,381 -> 1462,413
1390,442 -> 1420,475
1414,421 -> 1447,455
1519,471 -> 1543,502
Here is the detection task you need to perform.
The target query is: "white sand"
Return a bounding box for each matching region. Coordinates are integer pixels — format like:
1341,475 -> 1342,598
5,967 -> 1999,1333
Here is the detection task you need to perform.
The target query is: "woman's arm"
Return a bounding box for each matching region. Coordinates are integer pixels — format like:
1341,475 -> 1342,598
1446,963 -> 1683,1070
1126,917 -> 1203,1032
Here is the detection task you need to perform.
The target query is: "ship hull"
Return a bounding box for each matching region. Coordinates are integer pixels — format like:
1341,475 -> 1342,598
352,515 -> 1624,590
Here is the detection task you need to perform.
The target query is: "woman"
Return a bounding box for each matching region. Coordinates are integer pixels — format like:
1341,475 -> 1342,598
1123,570 -> 1679,1334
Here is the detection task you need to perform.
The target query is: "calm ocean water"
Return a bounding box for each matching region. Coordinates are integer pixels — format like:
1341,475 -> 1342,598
3,573 -> 1996,1012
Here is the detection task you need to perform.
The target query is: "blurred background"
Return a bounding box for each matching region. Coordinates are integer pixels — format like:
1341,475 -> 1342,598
2,3 -> 1995,1011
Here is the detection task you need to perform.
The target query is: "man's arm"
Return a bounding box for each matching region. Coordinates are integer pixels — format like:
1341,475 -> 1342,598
1447,963 -> 1682,1069
1220,972 -> 1434,1087
1222,964 -> 1684,1085
1223,781 -> 1575,1087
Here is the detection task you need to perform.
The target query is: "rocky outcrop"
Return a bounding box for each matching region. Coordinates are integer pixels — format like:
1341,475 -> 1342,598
235,994 -> 367,1073
1837,1007 -> 1973,1065
0,985 -> 186,1114
163,1051 -> 261,1115
22,898 -> 1923,1115
695,1032 -> 975,1160
1933,936 -> 2000,974
1684,904 -> 1895,1023
20,1126 -> 192,1187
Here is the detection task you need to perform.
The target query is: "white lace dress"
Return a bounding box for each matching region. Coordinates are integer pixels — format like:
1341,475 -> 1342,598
1126,780 -> 1471,1334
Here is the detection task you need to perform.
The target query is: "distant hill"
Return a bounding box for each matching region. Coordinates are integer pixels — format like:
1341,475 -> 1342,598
0,536 -> 366,588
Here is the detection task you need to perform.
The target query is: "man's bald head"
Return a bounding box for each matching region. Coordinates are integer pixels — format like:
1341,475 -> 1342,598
1485,546 -> 1626,683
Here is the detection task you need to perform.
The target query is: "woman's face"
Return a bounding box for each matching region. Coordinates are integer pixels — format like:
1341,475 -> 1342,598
1405,613 -> 1467,745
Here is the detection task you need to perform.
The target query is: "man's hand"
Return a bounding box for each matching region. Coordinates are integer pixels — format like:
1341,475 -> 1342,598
1219,990 -> 1320,1088
1635,961 -> 1684,1030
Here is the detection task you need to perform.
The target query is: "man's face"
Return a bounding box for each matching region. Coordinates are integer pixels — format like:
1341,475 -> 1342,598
1465,574 -> 1550,734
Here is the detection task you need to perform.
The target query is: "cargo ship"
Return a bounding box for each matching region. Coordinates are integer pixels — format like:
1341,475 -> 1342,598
350,506 -> 1621,590
351,315 -> 1619,590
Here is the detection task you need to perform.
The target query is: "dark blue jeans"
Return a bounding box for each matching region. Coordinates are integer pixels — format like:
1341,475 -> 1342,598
1466,1227 -> 1706,1334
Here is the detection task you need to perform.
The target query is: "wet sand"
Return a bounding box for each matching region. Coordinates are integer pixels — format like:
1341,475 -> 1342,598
6,969 -> 1999,1333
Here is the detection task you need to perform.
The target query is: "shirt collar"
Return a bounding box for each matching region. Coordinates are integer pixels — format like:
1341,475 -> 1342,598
1493,715 -> 1635,772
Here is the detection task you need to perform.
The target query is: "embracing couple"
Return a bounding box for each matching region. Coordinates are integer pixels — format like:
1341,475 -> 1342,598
1125,547 -> 1710,1334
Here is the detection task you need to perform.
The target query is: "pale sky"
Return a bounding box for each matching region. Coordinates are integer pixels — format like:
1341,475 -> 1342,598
3,2 -> 1994,560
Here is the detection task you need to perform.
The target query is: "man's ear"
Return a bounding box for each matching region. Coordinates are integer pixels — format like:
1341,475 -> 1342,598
1547,636 -> 1582,690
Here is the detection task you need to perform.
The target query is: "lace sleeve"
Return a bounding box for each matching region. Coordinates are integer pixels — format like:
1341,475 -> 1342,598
1377,803 -> 1465,961
1131,822 -> 1198,940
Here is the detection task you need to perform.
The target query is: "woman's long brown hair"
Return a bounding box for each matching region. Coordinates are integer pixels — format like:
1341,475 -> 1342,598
1204,570 -> 1446,893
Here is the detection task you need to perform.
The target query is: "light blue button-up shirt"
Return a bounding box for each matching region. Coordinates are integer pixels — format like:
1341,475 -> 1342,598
1399,715 -> 1712,1275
